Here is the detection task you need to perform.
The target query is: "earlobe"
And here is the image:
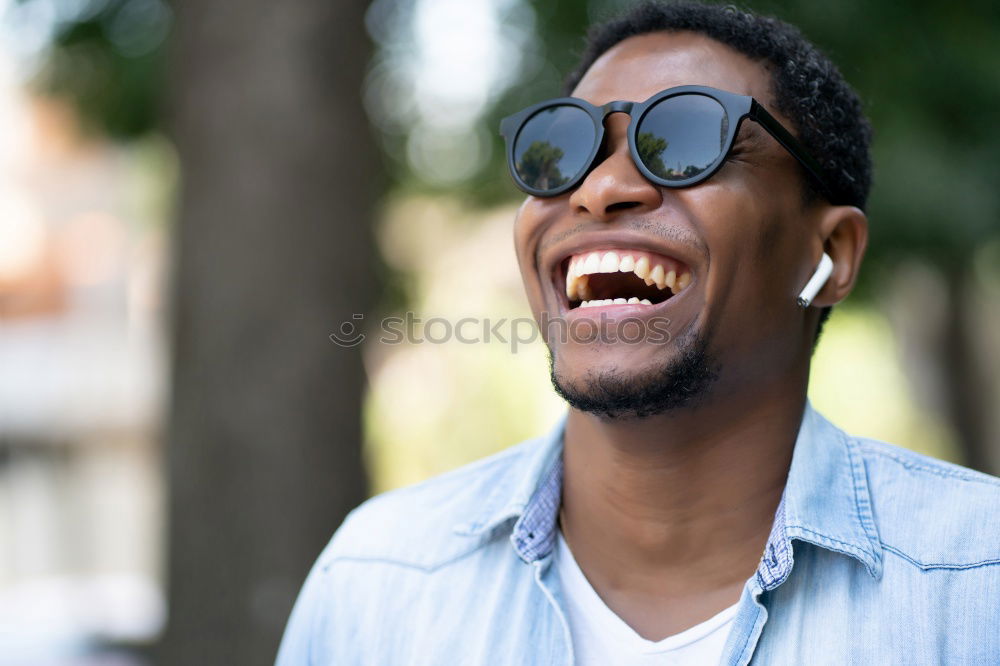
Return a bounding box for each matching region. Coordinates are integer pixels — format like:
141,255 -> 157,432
808,205 -> 868,307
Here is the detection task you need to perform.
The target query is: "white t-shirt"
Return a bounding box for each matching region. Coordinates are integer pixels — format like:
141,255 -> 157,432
554,529 -> 739,666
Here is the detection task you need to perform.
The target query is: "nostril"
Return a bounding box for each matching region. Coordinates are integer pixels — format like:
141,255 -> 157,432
606,201 -> 641,214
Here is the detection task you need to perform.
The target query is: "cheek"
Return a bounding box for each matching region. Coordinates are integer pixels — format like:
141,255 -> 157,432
692,185 -> 805,325
512,203 -> 533,272
721,217 -> 815,377
512,200 -> 549,315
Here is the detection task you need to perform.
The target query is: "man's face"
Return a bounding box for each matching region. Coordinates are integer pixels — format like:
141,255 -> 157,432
513,31 -> 822,419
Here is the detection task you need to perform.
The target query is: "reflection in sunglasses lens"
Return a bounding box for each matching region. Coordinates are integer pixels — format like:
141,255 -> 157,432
636,94 -> 728,181
514,105 -> 595,191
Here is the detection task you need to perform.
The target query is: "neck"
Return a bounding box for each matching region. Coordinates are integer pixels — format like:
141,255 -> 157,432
560,377 -> 807,593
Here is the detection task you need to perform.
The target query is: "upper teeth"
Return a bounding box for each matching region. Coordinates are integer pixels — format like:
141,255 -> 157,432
566,250 -> 692,302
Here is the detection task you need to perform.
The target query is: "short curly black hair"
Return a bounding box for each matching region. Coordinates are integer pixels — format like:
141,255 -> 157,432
564,0 -> 873,341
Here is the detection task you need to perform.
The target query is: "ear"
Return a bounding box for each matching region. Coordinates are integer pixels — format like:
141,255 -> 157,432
811,205 -> 868,307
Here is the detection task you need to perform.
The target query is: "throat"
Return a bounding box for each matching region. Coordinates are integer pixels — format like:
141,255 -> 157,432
559,412 -> 794,578
582,271 -> 669,304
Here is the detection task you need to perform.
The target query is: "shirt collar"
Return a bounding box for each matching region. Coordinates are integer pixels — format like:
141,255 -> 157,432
776,400 -> 883,582
454,400 -> 883,586
451,414 -> 566,542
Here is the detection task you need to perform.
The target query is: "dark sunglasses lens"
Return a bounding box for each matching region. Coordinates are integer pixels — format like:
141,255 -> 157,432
513,105 -> 595,192
635,94 -> 729,182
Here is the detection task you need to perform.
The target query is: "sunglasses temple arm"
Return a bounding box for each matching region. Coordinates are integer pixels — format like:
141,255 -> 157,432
749,103 -> 842,205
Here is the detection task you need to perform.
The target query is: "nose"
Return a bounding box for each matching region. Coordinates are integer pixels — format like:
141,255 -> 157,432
568,112 -> 662,221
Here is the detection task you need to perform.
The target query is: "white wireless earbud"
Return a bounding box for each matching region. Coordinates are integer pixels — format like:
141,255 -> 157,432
796,252 -> 834,307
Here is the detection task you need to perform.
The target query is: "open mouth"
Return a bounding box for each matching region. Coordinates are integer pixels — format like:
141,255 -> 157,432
562,249 -> 692,310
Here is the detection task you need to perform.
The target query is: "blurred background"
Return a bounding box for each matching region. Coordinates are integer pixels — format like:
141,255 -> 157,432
0,0 -> 997,664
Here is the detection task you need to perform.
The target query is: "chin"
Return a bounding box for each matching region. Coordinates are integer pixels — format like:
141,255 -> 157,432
547,327 -> 721,420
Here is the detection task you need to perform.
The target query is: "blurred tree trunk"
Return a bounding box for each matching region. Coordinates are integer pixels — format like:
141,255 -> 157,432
160,2 -> 377,664
888,261 -> 999,476
940,265 -> 996,474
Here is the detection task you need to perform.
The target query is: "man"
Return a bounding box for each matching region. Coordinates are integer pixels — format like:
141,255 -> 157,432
277,2 -> 1000,664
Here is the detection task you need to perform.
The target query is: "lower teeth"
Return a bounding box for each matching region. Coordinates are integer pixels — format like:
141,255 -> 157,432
579,298 -> 653,308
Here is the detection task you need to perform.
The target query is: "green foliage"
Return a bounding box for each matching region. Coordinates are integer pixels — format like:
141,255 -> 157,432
22,0 -> 170,139
635,131 -> 668,177
516,140 -> 568,189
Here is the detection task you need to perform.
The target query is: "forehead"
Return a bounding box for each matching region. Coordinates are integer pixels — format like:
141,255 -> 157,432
572,31 -> 773,107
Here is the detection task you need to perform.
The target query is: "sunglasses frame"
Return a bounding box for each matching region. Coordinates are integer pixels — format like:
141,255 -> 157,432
499,84 -> 842,205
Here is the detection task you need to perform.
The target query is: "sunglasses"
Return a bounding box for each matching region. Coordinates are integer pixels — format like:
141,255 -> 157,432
499,84 -> 843,204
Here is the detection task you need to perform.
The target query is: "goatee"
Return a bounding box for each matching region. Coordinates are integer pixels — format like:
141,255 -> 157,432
548,328 -> 720,420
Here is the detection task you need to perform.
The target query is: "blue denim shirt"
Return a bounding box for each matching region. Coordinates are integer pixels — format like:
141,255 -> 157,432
276,402 -> 1000,665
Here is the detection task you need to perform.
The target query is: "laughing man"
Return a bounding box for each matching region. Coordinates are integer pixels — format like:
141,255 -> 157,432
277,2 -> 1000,664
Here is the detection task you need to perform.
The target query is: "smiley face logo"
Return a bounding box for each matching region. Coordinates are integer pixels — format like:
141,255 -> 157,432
329,314 -> 365,347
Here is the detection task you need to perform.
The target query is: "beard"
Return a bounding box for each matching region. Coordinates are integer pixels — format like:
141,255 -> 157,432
548,327 -> 720,420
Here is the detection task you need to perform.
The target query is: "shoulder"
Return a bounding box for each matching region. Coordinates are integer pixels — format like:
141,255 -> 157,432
851,435 -> 1000,571
319,433 -> 546,571
278,439 -> 545,666
276,434 -> 553,665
